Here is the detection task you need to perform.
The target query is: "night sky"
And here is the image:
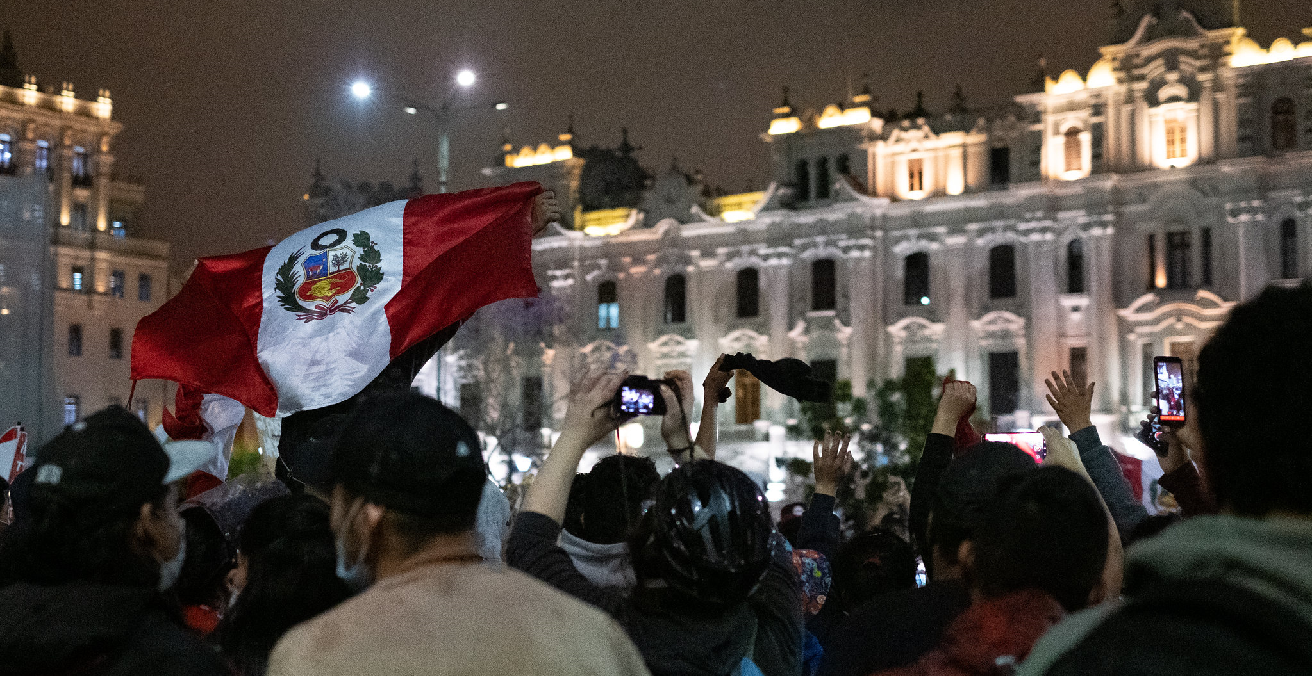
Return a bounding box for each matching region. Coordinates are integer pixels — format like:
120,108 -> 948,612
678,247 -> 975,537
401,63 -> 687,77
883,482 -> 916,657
8,0 -> 1311,270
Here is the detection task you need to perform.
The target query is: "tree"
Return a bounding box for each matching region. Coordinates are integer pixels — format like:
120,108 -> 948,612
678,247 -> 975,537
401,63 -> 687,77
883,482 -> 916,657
786,357 -> 944,533
448,294 -> 568,484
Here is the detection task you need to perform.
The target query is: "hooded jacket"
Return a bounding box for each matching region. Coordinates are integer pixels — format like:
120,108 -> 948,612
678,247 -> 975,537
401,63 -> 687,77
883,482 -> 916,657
874,590 -> 1065,676
0,582 -> 229,676
1017,515 -> 1312,675
559,527 -> 637,591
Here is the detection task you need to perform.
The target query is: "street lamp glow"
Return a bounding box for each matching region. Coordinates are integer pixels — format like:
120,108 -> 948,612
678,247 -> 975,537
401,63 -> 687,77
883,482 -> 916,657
403,106 -> 417,114
350,81 -> 372,100
455,69 -> 476,88
495,101 -> 509,111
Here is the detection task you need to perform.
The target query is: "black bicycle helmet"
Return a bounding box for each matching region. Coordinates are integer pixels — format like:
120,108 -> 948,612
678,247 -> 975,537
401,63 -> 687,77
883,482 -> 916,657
634,460 -> 772,607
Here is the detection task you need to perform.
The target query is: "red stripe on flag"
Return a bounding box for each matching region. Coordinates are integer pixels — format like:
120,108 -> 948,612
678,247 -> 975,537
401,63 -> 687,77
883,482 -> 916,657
387,182 -> 543,359
131,247 -> 279,417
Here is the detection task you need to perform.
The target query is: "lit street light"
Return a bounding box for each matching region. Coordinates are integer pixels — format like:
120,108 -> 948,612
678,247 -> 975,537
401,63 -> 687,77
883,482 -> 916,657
456,69 -> 477,88
350,80 -> 372,100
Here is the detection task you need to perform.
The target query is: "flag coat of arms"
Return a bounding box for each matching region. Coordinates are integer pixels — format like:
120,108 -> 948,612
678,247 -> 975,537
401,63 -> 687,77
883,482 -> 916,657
131,182 -> 543,428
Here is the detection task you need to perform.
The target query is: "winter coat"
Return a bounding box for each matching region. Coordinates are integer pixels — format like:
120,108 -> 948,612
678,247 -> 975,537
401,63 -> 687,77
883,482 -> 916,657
817,581 -> 972,676
874,590 -> 1065,676
0,582 -> 229,676
1017,515 -> 1312,675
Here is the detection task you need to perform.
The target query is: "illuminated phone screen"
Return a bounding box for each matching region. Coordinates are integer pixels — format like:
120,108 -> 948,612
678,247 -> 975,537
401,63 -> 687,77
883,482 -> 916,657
1155,359 -> 1186,423
619,386 -> 657,415
984,432 -> 1046,464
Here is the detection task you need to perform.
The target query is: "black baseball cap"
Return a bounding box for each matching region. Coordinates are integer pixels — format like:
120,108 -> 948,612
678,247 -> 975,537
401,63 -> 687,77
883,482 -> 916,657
331,392 -> 486,518
30,406 -> 214,509
933,441 -> 1039,533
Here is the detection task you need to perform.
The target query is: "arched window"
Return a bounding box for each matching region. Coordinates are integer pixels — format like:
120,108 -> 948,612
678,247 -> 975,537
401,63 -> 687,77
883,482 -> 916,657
989,244 -> 1017,299
663,274 -> 687,324
794,160 -> 811,202
904,252 -> 930,306
1273,97 -> 1298,151
597,281 -> 618,329
815,157 -> 831,199
736,268 -> 759,318
812,259 -> 836,311
1064,128 -> 1083,173
1066,239 -> 1086,294
1165,117 -> 1187,161
907,157 -> 925,193
1281,218 -> 1299,279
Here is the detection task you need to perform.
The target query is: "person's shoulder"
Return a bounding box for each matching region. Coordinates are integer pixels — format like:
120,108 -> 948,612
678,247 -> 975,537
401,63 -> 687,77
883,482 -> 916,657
116,609 -> 229,676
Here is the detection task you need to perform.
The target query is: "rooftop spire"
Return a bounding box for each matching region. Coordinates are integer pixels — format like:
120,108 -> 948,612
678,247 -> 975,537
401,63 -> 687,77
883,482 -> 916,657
0,31 -> 20,89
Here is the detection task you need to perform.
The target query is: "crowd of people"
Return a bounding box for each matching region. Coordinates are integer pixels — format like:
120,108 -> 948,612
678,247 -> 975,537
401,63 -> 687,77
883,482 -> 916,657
0,284 -> 1310,675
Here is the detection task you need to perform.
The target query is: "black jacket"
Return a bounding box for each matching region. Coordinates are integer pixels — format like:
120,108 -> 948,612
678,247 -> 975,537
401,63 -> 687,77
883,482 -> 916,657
508,510 -> 803,676
816,580 -> 971,676
0,582 -> 229,676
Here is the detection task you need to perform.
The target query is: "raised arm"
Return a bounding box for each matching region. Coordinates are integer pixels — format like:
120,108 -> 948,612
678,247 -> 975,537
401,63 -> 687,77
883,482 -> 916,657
1046,370 -> 1147,536
796,432 -> 852,560
911,380 -> 976,556
693,354 -> 733,460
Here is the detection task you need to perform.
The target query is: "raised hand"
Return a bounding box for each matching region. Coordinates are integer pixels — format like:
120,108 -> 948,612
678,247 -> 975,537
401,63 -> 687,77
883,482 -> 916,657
1045,369 -> 1096,433
530,190 -> 562,236
1039,425 -> 1089,481
703,354 -> 733,404
558,367 -> 628,451
812,431 -> 853,497
660,370 -> 696,452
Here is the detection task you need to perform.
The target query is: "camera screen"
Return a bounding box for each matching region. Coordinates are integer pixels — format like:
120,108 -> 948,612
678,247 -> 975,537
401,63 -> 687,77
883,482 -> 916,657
984,432 -> 1046,464
1156,360 -> 1185,423
619,385 -> 657,415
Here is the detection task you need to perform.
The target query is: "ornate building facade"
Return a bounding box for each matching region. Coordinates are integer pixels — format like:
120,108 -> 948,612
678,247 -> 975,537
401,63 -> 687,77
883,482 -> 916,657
0,35 -> 172,441
432,5 -> 1312,480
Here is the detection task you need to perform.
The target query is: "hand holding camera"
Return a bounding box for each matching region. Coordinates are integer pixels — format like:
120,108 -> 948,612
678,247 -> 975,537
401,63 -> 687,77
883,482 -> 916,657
559,368 -> 630,451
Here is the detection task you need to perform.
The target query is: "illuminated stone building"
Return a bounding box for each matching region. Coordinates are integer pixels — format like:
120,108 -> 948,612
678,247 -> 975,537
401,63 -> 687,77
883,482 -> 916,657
436,5 -> 1312,484
0,36 -> 172,440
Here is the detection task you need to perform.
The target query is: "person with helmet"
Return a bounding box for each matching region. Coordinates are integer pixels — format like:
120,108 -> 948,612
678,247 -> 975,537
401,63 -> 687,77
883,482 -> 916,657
507,367 -> 804,676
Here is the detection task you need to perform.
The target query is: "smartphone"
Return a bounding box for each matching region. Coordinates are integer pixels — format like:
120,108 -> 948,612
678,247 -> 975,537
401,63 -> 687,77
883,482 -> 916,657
1153,356 -> 1186,426
984,432 -> 1046,464
616,376 -> 668,416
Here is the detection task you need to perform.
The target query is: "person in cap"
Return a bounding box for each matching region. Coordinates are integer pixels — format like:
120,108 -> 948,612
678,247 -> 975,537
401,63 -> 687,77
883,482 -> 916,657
819,382 -> 1039,676
266,391 -> 650,676
0,406 -> 227,676
506,368 -> 804,676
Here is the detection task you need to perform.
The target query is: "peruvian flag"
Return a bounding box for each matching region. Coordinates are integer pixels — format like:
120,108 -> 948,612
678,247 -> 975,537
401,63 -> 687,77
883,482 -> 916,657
131,182 -> 542,437
0,425 -> 27,484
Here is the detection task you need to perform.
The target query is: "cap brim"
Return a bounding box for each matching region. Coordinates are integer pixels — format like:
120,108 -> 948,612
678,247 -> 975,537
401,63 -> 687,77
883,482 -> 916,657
163,440 -> 217,484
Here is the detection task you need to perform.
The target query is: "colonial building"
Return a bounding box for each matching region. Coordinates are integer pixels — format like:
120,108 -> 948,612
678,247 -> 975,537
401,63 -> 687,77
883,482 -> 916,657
438,4 -> 1311,482
0,34 -> 172,440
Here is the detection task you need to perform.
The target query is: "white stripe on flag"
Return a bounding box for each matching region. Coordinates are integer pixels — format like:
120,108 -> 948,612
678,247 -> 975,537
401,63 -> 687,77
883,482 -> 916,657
257,201 -> 406,415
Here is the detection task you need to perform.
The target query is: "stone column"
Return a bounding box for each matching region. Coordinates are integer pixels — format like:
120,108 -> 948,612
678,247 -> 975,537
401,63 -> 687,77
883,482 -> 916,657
942,236 -> 971,380
765,261 -> 792,417
1026,236 -> 1061,413
1198,74 -> 1215,162
57,129 -> 73,229
1133,84 -> 1151,168
1088,229 -> 1119,413
847,250 -> 875,397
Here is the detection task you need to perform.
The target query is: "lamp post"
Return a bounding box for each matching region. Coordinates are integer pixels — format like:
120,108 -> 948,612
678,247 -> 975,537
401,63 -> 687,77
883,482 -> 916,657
349,69 -> 503,194
349,69 -> 505,402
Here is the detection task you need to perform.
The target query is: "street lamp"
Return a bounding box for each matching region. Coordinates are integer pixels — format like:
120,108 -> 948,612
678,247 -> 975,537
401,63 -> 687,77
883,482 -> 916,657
347,69 -> 504,194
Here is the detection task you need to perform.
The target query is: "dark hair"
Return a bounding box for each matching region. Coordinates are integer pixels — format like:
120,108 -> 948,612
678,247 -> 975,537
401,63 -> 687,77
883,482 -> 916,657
215,494 -> 352,676
0,480 -> 167,588
562,473 -> 589,536
175,506 -> 234,608
973,466 -> 1109,612
929,440 -> 1037,570
580,455 -> 659,544
830,527 -> 917,611
1196,284 -> 1312,516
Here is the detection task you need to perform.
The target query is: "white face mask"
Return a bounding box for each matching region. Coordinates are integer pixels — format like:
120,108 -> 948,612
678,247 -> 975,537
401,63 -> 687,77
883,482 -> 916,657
334,498 -> 373,593
158,535 -> 187,593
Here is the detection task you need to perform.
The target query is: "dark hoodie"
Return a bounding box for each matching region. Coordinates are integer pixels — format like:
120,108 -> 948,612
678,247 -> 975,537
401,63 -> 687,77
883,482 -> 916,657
0,582 -> 229,676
